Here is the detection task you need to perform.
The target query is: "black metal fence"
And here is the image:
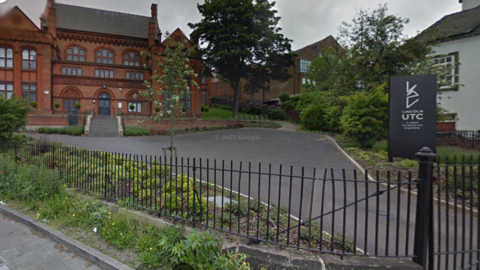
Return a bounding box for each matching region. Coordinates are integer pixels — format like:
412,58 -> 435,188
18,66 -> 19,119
437,130 -> 480,151
0,141 -> 478,269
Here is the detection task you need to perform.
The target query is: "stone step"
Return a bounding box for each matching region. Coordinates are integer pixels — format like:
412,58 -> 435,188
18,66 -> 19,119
89,116 -> 119,138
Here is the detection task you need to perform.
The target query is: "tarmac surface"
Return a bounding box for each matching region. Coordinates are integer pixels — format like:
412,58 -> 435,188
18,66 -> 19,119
0,212 -> 102,270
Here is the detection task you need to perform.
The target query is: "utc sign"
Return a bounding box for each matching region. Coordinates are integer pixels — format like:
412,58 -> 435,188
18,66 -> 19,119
389,75 -> 437,159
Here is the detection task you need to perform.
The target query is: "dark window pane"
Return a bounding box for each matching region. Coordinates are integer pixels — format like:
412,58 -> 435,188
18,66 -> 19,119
100,70 -> 104,77
80,49 -> 85,55
73,46 -> 78,54
67,48 -> 72,54
62,67 -> 66,74
73,56 -> 78,61
135,73 -> 139,80
6,49 -> 12,58
30,51 -> 36,60
126,72 -> 130,79
103,49 -> 107,57
108,59 -> 113,64
80,56 -> 85,62
110,71 -> 114,78
124,60 -> 129,65
108,52 -> 113,58
31,85 -> 36,91
0,48 -> 4,57
102,58 -> 107,64
6,59 -> 12,68
135,55 -> 140,60
22,84 -> 28,91
67,68 -> 71,75
130,52 -> 134,59
135,61 -> 140,66
23,60 -> 29,69
124,54 -> 129,60
96,57 -> 101,63
78,69 -> 82,76
140,73 -> 144,80
95,70 -> 99,77
0,59 -> 4,67
97,51 -> 101,56
72,68 -> 77,76
67,55 -> 72,61
130,61 -> 134,66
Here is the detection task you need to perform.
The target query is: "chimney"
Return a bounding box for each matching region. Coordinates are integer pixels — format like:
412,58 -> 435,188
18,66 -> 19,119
47,0 -> 57,37
151,4 -> 157,20
148,22 -> 155,48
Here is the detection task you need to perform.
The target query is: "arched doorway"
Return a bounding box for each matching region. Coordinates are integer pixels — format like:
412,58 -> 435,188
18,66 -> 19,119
98,93 -> 111,115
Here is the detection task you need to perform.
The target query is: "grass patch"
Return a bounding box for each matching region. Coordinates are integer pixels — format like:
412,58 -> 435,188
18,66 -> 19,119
202,107 -> 255,119
124,126 -> 150,136
37,125 -> 84,136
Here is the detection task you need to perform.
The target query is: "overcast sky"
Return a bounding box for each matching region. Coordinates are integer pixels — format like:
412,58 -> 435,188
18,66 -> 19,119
0,0 -> 460,50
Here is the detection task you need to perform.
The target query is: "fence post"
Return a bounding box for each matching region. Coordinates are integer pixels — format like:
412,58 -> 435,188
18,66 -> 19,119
413,147 -> 436,269
104,153 -> 108,199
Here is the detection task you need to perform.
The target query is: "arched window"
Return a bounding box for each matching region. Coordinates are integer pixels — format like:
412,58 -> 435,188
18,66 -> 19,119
22,49 -> 36,70
96,48 -> 114,64
66,45 -> 85,61
126,91 -> 143,113
0,48 -> 13,68
63,89 -> 80,110
123,51 -> 140,66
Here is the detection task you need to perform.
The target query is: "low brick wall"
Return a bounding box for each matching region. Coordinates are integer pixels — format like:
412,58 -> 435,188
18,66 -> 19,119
27,115 -> 69,127
124,118 -> 247,131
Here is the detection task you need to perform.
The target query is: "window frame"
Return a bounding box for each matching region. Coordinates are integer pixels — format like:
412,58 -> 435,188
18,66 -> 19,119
64,99 -> 79,110
299,59 -> 311,73
0,82 -> 14,99
180,93 -> 191,112
66,45 -> 86,62
95,69 -> 114,79
22,49 -> 36,70
96,48 -> 114,64
22,83 -> 37,102
62,66 -> 82,76
128,102 -> 142,113
0,48 -> 13,69
123,51 -> 141,67
434,51 -> 459,91
126,71 -> 144,81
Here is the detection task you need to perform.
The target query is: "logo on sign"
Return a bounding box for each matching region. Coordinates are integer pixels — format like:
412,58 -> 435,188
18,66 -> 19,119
406,81 -> 419,109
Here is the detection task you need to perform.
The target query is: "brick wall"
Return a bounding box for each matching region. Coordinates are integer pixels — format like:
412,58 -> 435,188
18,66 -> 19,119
27,115 -> 69,126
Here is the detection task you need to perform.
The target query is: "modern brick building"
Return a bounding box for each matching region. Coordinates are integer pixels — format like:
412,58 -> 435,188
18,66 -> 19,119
0,0 -> 208,118
208,35 -> 340,105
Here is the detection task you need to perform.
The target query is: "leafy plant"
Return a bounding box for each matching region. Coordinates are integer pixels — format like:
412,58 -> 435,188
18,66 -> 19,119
300,103 -> 326,131
279,92 -> 290,102
0,96 -> 29,140
74,102 -> 81,109
53,101 -> 60,108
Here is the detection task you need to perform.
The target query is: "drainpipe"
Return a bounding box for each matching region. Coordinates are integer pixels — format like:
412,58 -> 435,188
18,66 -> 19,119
51,59 -> 54,114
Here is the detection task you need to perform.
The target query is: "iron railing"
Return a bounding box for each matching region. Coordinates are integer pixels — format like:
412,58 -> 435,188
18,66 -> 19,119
0,141 -> 478,269
437,130 -> 480,151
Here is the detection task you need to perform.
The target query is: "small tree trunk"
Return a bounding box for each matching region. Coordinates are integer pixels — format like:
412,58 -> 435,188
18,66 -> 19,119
232,81 -> 240,117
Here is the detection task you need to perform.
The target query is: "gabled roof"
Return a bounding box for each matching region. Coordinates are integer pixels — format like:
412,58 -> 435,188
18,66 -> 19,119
0,6 -> 40,32
419,4 -> 480,42
47,3 -> 154,39
294,35 -> 341,53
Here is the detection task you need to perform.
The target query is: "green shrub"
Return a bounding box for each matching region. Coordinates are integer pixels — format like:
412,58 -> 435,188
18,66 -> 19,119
295,91 -> 323,113
266,108 -> 286,120
201,104 -> 210,112
30,101 -> 38,108
372,141 -> 388,153
247,107 -> 262,115
162,174 -> 207,216
37,126 -> 84,136
340,85 -> 388,148
323,105 -> 342,132
53,101 -> 60,108
300,103 -> 326,131
279,92 -> 290,102
0,96 -> 29,140
99,214 -> 137,250
74,102 -> 81,109
124,126 -> 149,136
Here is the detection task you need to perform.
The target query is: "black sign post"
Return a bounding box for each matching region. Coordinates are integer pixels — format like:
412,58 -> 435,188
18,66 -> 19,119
389,75 -> 437,160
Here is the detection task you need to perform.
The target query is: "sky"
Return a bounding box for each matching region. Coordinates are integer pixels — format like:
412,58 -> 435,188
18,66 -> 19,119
0,0 -> 460,50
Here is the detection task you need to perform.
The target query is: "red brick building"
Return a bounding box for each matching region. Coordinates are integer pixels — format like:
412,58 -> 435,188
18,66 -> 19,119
0,0 -> 208,118
208,35 -> 340,105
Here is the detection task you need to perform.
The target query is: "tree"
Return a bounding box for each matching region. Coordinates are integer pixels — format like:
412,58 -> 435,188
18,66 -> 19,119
0,96 -> 30,140
138,34 -> 199,154
189,0 -> 294,116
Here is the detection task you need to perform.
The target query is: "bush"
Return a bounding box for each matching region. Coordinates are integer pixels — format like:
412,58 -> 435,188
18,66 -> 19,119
279,92 -> 290,102
295,91 -> 323,113
37,126 -> 85,136
340,85 -> 388,148
201,104 -> 210,112
30,101 -> 38,108
124,126 -> 150,136
266,109 -> 286,120
323,105 -> 342,132
247,107 -> 262,115
53,101 -> 60,108
0,97 -> 30,140
300,103 -> 326,131
74,102 -> 81,109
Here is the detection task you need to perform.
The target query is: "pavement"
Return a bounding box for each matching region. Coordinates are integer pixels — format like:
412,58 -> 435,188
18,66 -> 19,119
0,212 -> 102,270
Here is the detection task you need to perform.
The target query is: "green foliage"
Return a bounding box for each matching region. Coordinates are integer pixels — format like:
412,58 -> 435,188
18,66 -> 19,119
265,109 -> 286,120
150,228 -> 250,270
129,103 -> 136,110
162,174 -> 208,217
281,95 -> 300,110
300,103 -> 326,131
30,101 -> 38,108
340,85 -> 388,148
0,97 -> 30,140
74,102 -> 81,109
124,126 -> 149,136
99,214 -> 137,250
37,125 -> 85,136
278,92 -> 290,102
201,107 -> 253,119
53,101 -> 60,108
189,0 -> 294,116
295,91 -> 323,113
201,104 -> 210,112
